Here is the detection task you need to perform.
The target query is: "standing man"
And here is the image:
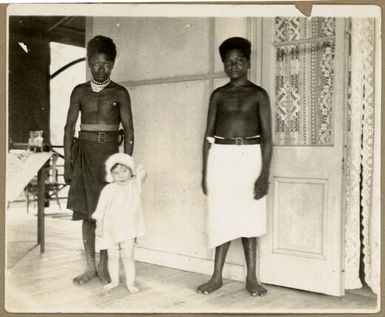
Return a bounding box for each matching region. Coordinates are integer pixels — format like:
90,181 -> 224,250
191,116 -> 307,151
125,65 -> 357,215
197,37 -> 272,296
64,35 -> 134,285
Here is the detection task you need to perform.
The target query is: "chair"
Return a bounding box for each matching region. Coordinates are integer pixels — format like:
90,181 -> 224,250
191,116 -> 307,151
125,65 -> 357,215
24,151 -> 68,213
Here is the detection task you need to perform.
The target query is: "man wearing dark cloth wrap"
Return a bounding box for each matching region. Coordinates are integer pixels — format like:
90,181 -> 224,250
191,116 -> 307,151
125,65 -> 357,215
64,35 -> 134,285
197,37 -> 273,296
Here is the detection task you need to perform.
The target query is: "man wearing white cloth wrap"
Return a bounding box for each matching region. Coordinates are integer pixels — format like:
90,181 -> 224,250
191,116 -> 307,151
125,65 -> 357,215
197,37 -> 272,297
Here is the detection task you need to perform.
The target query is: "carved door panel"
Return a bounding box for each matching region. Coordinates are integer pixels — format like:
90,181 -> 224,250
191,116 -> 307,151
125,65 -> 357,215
259,17 -> 347,296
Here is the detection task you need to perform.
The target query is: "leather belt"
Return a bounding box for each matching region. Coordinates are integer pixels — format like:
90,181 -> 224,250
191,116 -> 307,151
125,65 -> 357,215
80,124 -> 119,132
214,136 -> 261,145
79,131 -> 120,144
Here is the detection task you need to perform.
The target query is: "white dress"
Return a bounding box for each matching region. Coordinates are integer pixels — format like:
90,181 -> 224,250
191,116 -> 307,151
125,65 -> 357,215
93,167 -> 145,249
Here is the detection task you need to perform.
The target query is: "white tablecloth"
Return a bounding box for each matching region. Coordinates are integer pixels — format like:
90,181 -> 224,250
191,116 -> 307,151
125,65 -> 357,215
7,151 -> 52,203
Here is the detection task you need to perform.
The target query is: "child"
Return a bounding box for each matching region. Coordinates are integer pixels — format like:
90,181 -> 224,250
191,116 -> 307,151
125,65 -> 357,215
92,153 -> 146,293
197,37 -> 272,296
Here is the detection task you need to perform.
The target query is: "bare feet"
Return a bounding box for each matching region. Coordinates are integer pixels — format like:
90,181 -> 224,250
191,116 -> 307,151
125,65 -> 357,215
196,277 -> 223,295
104,282 -> 119,291
73,269 -> 97,285
97,263 -> 111,284
246,278 -> 267,296
127,284 -> 140,294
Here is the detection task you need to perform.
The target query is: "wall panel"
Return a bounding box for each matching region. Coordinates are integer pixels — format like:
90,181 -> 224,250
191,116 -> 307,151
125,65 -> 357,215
128,80 -> 210,257
92,17 -> 211,82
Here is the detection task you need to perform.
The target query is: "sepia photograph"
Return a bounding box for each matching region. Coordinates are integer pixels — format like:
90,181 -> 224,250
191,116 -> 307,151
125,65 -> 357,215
4,3 -> 381,314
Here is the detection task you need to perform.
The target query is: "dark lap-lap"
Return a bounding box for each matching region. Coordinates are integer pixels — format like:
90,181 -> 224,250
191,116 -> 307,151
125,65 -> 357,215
67,139 -> 119,220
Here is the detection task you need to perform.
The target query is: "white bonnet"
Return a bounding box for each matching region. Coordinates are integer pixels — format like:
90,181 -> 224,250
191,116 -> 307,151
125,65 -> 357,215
105,153 -> 135,183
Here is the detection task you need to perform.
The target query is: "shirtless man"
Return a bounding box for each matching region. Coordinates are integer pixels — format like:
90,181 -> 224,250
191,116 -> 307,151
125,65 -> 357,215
64,35 -> 134,285
197,37 -> 272,296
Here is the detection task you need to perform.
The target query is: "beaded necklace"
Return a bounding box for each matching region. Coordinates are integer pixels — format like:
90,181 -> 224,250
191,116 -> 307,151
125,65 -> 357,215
91,76 -> 111,93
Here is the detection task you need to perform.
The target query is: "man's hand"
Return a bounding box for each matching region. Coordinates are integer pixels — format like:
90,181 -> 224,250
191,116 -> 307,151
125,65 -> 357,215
254,173 -> 269,200
202,175 -> 208,196
64,162 -> 72,185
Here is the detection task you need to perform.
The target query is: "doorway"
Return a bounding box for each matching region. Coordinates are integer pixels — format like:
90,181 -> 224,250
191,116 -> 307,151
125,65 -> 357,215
258,16 -> 379,297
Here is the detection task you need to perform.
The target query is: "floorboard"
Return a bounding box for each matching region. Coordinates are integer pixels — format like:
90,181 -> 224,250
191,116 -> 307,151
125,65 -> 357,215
5,204 -> 379,313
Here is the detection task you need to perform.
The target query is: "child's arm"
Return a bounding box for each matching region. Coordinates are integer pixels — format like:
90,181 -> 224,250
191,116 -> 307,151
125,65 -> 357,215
92,187 -> 111,238
91,186 -> 109,222
135,164 -> 147,184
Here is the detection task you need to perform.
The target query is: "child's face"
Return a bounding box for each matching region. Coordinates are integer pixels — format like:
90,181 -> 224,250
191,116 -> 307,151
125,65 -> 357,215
111,165 -> 133,185
223,49 -> 250,80
88,53 -> 114,82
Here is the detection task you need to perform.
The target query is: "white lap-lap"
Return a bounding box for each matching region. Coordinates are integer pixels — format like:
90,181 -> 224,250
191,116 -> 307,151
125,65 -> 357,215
207,143 -> 266,248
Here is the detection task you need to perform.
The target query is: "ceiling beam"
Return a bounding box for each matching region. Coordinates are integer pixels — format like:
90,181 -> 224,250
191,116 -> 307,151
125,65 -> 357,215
47,16 -> 74,33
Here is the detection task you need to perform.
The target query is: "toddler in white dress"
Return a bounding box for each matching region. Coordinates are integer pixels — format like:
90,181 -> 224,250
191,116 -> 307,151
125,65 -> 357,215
92,153 -> 146,293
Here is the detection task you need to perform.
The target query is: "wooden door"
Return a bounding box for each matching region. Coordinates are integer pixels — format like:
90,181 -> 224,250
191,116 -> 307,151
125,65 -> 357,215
258,17 -> 347,296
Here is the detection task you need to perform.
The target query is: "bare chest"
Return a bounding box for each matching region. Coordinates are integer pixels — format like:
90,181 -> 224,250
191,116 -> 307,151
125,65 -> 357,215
80,90 -> 121,116
218,89 -> 259,114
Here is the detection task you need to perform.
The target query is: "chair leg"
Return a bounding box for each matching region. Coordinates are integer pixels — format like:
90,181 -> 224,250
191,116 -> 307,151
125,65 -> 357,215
55,190 -> 61,210
33,194 -> 37,211
25,188 -> 29,214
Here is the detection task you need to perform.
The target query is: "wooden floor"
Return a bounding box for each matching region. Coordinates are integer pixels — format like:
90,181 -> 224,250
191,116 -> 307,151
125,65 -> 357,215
5,203 -> 379,313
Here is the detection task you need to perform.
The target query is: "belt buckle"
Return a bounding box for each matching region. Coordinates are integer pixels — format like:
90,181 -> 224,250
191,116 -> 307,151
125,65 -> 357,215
235,137 -> 243,145
98,132 -> 106,143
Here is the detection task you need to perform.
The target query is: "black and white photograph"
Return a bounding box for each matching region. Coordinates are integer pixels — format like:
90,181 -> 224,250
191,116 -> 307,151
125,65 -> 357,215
4,3 -> 381,314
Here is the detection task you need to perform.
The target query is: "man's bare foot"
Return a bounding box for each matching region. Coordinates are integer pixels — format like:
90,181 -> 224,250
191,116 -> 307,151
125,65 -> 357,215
104,282 -> 119,291
246,278 -> 267,296
127,284 -> 140,294
196,277 -> 223,295
97,263 -> 111,284
73,269 -> 97,285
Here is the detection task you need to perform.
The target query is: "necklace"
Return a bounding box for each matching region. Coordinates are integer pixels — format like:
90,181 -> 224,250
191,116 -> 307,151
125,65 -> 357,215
90,76 -> 111,93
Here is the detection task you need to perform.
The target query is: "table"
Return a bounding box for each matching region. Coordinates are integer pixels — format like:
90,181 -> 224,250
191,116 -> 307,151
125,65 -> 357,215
7,151 -> 52,253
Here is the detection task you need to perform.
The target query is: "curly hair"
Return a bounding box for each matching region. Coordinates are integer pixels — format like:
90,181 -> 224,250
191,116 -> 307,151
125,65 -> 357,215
219,37 -> 251,62
87,35 -> 117,62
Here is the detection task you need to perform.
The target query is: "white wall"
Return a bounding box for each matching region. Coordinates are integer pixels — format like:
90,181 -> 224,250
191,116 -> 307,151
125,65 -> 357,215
89,17 -> 253,280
